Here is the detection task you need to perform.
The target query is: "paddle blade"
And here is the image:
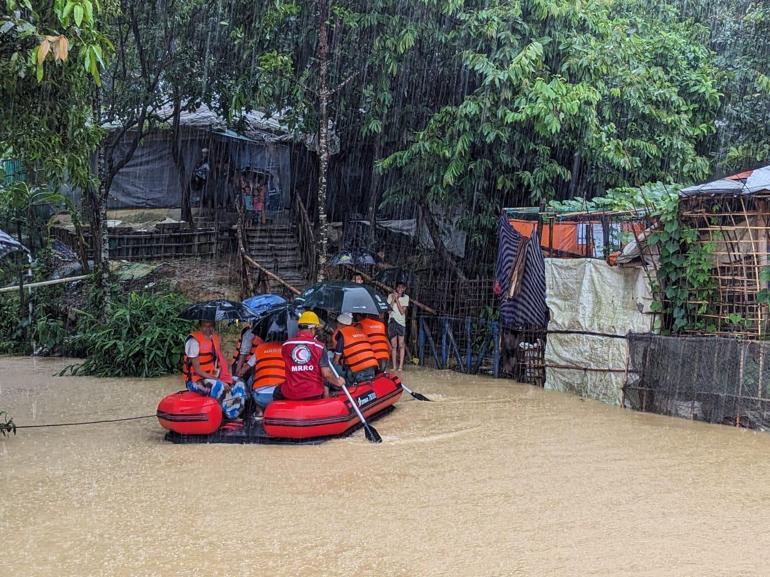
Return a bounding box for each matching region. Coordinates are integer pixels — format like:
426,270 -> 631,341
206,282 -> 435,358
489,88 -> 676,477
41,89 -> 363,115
363,423 -> 383,443
409,391 -> 432,402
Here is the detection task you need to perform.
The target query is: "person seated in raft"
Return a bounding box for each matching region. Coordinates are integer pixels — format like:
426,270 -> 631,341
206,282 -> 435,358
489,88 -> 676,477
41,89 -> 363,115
355,313 -> 390,373
183,320 -> 247,420
231,321 -> 265,386
252,311 -> 345,412
333,312 -> 379,384
240,339 -> 285,418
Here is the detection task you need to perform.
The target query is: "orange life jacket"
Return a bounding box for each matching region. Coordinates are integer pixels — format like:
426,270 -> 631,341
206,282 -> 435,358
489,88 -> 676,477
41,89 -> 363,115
183,331 -> 221,383
334,325 -> 379,373
232,327 -> 264,364
357,317 -> 390,362
252,341 -> 286,389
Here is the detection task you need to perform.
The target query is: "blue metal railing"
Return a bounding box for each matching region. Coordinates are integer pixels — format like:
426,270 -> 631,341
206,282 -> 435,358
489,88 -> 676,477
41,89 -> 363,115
418,315 -> 500,376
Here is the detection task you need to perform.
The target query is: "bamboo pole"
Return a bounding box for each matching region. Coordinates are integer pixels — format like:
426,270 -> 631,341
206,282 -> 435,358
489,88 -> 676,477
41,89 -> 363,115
0,274 -> 91,293
345,265 -> 438,315
241,251 -> 300,296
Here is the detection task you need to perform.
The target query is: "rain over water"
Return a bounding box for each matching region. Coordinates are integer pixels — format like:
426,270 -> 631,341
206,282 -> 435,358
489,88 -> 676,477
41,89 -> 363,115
3,356 -> 770,577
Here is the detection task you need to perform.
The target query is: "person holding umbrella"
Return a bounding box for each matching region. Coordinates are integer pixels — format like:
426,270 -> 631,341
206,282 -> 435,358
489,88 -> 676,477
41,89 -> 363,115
182,320 -> 247,420
180,300 -> 255,420
253,311 -> 345,410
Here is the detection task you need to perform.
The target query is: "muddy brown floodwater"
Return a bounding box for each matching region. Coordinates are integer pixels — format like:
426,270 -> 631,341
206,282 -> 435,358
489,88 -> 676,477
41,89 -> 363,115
2,357 -> 770,576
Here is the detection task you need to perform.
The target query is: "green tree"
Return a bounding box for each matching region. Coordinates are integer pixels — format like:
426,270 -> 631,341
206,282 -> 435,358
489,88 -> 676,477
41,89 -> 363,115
378,0 -> 720,276
679,0 -> 770,172
1,0 -> 108,266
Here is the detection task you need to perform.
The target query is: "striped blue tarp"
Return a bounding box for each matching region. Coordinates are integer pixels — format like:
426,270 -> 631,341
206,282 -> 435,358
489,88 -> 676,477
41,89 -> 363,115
0,229 -> 29,260
495,214 -> 548,329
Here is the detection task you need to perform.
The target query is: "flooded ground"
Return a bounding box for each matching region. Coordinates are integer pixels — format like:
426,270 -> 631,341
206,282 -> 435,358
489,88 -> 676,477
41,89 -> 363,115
2,356 -> 770,576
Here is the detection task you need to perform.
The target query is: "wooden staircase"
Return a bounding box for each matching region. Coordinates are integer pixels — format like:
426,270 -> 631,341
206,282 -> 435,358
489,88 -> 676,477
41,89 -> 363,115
243,211 -> 310,293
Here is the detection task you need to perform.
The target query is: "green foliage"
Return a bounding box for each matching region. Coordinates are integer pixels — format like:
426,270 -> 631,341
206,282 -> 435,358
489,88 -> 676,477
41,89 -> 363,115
755,268 -> 770,306
647,191 -> 717,333
67,290 -> 191,378
547,182 -> 678,213
1,0 -> 106,222
679,0 -> 770,173
379,0 -> 720,250
0,294 -> 31,354
0,410 -> 15,437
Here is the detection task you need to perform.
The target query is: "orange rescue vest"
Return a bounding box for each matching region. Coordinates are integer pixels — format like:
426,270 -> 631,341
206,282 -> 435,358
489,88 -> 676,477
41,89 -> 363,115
335,325 -> 379,373
183,332 -> 221,383
357,317 -> 390,362
252,342 -> 286,389
232,327 -> 264,364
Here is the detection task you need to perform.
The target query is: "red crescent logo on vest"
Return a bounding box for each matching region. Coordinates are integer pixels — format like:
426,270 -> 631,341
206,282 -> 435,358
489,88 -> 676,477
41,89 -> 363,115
291,344 -> 312,365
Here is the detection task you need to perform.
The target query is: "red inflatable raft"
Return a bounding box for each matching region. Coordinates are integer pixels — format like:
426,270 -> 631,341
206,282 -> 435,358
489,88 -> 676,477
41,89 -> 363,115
157,373 -> 403,444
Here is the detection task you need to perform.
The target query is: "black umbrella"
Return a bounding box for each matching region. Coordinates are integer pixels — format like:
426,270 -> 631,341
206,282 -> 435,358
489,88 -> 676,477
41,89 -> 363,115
294,281 -> 387,315
328,248 -> 379,266
375,266 -> 417,289
250,303 -> 299,340
180,299 -> 258,322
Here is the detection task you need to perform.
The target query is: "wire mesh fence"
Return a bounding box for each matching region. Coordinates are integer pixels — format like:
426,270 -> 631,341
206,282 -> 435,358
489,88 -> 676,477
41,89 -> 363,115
625,333 -> 770,430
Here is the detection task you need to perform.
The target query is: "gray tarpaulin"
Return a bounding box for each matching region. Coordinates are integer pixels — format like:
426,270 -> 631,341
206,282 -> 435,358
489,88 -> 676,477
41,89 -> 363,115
68,104 -> 294,210
680,165 -> 770,197
544,259 -> 656,405
104,131 -> 291,210
0,229 -> 29,259
354,205 -> 467,258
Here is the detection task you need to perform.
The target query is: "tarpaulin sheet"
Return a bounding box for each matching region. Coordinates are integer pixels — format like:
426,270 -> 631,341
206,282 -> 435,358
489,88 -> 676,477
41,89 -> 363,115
0,229 -> 29,260
496,215 -> 548,329
544,258 -> 655,405
680,164 -> 770,197
107,132 -> 291,210
64,129 -> 292,211
356,211 -> 467,258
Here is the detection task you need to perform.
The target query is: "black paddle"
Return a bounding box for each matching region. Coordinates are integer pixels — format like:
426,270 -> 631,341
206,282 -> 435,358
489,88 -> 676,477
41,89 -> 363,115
329,363 -> 382,443
399,381 -> 433,402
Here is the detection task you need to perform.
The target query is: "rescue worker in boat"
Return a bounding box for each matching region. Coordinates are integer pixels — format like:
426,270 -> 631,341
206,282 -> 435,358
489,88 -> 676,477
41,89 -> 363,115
252,311 -> 344,411
231,321 -> 265,385
333,312 -> 379,384
355,313 -> 390,373
183,320 -> 247,419
240,339 -> 286,418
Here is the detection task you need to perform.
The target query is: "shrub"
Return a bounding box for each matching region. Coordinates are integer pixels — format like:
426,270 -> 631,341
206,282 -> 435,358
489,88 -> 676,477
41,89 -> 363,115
0,411 -> 15,437
0,294 -> 31,355
68,290 -> 191,378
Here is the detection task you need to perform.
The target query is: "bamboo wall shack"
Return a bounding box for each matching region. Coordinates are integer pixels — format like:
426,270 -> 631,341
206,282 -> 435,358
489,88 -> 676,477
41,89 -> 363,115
678,165 -> 770,338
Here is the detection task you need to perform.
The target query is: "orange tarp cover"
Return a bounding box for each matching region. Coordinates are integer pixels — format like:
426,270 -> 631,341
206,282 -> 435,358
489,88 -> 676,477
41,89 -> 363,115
508,218 -> 647,258
508,219 -> 594,257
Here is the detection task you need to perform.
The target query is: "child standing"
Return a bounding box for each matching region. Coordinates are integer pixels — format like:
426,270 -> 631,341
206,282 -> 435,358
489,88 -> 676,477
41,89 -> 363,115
387,281 -> 409,371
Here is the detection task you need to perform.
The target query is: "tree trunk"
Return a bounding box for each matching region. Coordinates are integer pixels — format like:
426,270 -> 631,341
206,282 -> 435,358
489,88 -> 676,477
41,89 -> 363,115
366,136 -> 384,247
568,152 -> 581,198
72,213 -> 90,274
87,141 -> 112,317
172,91 -> 193,225
316,0 -> 331,282
419,202 -> 467,281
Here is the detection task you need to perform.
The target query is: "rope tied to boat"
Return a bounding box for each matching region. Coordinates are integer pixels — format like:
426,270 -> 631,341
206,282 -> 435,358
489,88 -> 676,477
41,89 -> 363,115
14,415 -> 156,429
